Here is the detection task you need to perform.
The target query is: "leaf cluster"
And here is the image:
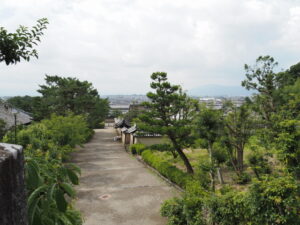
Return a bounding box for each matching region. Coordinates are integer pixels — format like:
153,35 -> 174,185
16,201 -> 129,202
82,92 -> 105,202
0,18 -> 48,65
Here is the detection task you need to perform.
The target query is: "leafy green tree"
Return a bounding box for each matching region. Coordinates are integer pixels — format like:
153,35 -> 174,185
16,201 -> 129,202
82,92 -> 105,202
6,95 -> 35,113
222,102 -> 255,174
0,18 -> 48,65
3,114 -> 90,225
38,75 -> 109,128
138,72 -> 197,174
194,106 -> 223,191
242,56 -> 279,122
110,109 -> 123,118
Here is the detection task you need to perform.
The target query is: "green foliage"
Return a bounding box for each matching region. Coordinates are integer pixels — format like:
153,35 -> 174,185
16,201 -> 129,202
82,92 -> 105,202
0,118 -> 6,140
138,72 -> 197,173
242,55 -> 278,117
5,96 -> 46,121
208,189 -> 247,225
222,102 -> 255,174
162,176 -> 300,225
232,172 -> 251,185
149,143 -> 178,158
0,18 -> 48,65
109,109 -> 123,119
3,114 -> 91,225
98,121 -> 105,129
38,75 -> 109,128
193,105 -> 224,190
129,143 -> 146,155
141,150 -> 193,188
161,181 -> 208,225
247,150 -> 271,179
245,176 -> 300,225
276,119 -> 300,177
161,198 -> 187,225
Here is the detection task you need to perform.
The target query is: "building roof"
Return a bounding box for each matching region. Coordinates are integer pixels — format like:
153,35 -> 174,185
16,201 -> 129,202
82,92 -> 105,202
114,118 -> 130,128
0,103 -> 32,129
125,125 -> 137,134
121,127 -> 128,132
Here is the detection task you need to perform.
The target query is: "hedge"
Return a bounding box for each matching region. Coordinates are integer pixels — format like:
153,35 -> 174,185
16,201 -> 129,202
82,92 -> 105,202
141,150 -> 193,188
129,143 -> 147,155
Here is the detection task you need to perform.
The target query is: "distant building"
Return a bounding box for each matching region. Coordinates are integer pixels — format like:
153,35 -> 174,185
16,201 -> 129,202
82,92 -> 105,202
0,102 -> 32,128
128,103 -> 147,112
110,105 -> 130,114
199,97 -> 245,109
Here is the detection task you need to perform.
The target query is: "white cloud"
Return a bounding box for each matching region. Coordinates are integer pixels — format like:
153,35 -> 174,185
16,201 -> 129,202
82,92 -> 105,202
0,0 -> 299,95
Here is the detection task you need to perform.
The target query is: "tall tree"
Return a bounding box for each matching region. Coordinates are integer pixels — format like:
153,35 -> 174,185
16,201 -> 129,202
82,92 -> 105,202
222,101 -> 255,174
138,72 -> 197,174
38,75 -> 109,128
194,106 -> 223,191
242,56 -> 279,122
0,18 -> 48,65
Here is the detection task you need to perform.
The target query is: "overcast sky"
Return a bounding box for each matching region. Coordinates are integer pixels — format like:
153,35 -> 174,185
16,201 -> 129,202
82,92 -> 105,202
0,0 -> 300,96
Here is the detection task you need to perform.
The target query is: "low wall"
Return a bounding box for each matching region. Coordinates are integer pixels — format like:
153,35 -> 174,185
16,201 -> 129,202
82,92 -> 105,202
0,143 -> 27,225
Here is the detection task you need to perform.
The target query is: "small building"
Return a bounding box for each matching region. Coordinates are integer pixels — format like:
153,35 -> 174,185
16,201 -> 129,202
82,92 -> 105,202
110,105 -> 130,114
114,118 -> 130,136
122,125 -> 137,145
0,102 -> 32,129
128,103 -> 147,112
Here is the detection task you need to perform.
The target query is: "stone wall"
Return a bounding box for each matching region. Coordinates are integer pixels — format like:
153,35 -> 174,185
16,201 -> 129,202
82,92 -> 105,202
0,143 -> 27,225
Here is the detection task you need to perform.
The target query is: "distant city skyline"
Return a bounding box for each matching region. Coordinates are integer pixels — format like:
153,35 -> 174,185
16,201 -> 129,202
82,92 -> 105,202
1,0 -> 300,96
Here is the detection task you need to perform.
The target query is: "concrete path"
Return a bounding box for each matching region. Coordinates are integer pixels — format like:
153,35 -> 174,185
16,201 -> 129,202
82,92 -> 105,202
71,128 -> 178,225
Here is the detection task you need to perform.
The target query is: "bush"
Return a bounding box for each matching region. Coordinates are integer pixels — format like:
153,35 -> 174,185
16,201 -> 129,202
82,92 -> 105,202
233,172 -> 251,185
3,114 -> 90,225
248,151 -> 272,178
245,176 -> 300,225
162,175 -> 300,225
161,181 -> 208,225
161,198 -> 186,225
149,143 -> 178,158
141,150 -> 193,188
129,143 -> 147,155
98,121 -> 105,129
149,143 -> 174,152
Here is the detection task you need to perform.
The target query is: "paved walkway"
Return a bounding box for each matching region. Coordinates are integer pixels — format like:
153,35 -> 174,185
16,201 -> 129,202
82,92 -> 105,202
71,128 -> 178,225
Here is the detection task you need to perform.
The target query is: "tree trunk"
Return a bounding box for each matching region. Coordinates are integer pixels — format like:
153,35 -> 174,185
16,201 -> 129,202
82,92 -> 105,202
171,150 -> 178,159
237,147 -> 244,173
208,144 -> 215,192
169,136 -> 194,174
176,147 -> 194,174
217,167 -> 224,185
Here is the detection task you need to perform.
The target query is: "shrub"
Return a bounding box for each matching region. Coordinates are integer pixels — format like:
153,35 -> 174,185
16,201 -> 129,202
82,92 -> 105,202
208,190 -> 247,225
3,113 -> 90,225
149,143 -> 178,158
245,176 -> 300,225
129,143 -> 147,155
98,121 -> 105,129
248,150 -> 272,179
161,198 -> 186,225
161,181 -> 208,225
141,150 -> 193,188
233,172 -> 251,185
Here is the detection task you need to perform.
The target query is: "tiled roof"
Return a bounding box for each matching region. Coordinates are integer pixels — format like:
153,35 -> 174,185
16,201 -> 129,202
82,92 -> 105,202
114,118 -> 130,128
125,125 -> 137,134
0,103 -> 32,128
